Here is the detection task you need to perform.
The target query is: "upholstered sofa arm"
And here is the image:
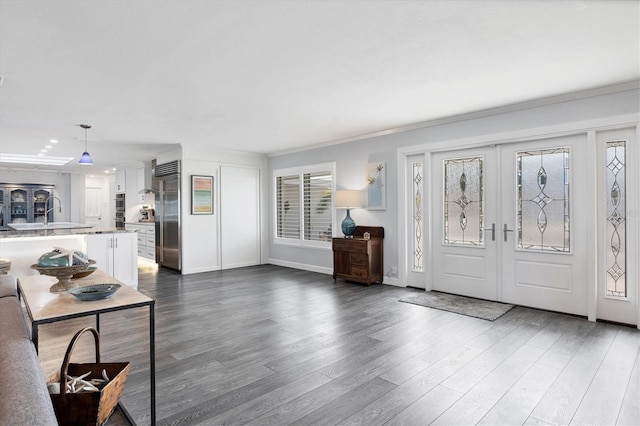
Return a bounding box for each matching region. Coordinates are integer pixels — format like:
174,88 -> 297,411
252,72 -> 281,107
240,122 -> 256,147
0,275 -> 58,425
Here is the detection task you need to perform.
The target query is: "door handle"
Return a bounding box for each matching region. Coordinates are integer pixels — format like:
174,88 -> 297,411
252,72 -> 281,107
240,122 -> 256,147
483,223 -> 496,241
503,224 -> 514,242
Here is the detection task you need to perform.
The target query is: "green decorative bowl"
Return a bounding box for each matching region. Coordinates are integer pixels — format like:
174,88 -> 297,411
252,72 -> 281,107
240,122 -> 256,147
38,251 -> 71,267
37,250 -> 90,267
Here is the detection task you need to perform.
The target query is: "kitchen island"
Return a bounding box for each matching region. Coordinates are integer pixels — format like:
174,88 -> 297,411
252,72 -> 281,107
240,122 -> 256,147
0,227 -> 139,288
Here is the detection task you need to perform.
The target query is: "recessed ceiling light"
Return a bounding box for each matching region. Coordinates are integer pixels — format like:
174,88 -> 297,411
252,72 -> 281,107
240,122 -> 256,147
0,153 -> 73,165
104,170 -> 110,173
45,145 -> 53,149
37,153 -> 45,157
40,149 -> 47,153
49,139 -> 58,144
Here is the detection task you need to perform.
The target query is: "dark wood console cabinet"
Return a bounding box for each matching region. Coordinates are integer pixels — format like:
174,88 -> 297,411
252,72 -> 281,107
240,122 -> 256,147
332,226 -> 384,285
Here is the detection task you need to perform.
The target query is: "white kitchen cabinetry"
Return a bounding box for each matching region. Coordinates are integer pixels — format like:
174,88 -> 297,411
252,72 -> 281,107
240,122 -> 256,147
115,169 -> 126,193
86,232 -> 138,288
126,223 -> 156,261
137,168 -> 145,203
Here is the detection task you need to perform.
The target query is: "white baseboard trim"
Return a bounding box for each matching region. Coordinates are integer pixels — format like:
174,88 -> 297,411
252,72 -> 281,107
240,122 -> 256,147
181,265 -> 220,274
383,276 -> 403,287
267,258 -> 334,276
268,258 -> 405,287
180,260 -> 405,288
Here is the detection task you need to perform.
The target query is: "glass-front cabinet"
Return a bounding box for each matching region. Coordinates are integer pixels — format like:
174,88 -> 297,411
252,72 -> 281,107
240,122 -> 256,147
0,184 -> 55,225
9,188 -> 29,224
33,188 -> 54,223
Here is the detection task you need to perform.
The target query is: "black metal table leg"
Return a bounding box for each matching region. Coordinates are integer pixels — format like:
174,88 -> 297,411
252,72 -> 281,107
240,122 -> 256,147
32,322 -> 39,354
150,303 -> 156,425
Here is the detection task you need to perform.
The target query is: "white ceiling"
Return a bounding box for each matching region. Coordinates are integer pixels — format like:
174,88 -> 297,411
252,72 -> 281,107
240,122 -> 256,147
0,0 -> 638,174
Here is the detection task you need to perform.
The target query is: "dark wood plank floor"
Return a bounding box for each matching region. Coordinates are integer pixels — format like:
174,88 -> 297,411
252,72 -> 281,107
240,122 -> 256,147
35,264 -> 640,426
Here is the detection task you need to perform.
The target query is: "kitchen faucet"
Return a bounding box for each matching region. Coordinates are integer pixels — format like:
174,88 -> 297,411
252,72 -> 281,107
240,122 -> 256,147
44,196 -> 62,225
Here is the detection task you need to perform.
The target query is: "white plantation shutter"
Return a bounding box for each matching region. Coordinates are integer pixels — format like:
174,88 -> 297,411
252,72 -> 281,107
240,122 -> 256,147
276,175 -> 300,239
274,163 -> 335,245
304,171 -> 332,241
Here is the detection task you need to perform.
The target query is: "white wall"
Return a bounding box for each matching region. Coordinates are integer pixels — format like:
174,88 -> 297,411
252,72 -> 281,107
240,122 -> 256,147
267,84 -> 640,281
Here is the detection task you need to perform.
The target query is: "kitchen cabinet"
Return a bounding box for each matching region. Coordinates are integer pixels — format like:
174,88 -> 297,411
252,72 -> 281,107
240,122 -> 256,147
332,226 -> 384,285
115,169 -> 126,193
32,188 -> 55,223
86,232 -> 138,288
136,168 -> 146,203
126,222 -> 156,261
0,184 -> 55,224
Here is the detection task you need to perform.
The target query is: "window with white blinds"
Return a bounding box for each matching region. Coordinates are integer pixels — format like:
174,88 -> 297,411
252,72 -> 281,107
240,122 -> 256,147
276,174 -> 300,239
274,163 -> 335,245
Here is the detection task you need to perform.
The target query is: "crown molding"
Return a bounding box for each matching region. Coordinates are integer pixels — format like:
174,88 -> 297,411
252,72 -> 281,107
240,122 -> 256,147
269,80 -> 640,157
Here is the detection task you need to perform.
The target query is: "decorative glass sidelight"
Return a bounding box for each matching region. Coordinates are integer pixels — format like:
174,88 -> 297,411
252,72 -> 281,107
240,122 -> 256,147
444,156 -> 484,246
605,141 -> 626,297
412,161 -> 424,271
516,147 -> 570,252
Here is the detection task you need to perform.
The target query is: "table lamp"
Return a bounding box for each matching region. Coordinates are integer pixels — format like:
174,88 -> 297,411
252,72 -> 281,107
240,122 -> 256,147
335,189 -> 363,238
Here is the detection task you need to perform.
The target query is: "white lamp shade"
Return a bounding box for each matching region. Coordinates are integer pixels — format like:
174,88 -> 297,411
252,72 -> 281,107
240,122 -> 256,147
335,190 -> 362,209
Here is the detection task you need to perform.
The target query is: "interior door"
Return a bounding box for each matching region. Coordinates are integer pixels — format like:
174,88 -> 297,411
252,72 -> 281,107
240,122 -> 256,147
220,166 -> 261,269
500,135 -> 588,316
431,147 -> 498,300
84,187 -> 103,228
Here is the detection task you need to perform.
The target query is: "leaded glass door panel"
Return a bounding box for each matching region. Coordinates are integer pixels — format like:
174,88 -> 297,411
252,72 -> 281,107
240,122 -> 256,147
431,147 -> 498,301
501,134 -> 588,316
595,127 -> 637,325
404,154 -> 427,288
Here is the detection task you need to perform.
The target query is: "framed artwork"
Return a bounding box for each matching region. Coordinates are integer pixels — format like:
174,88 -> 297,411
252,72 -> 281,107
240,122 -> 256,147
191,175 -> 213,214
367,162 -> 386,210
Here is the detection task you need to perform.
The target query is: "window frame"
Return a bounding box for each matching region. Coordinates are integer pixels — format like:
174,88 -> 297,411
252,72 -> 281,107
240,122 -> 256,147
273,162 -> 336,249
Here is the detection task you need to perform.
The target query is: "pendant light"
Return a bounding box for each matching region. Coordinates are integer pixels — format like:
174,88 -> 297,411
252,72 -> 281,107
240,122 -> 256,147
78,124 -> 93,165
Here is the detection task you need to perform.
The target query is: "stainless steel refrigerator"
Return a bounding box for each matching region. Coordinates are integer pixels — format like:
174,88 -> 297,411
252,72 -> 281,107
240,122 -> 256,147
153,160 -> 181,271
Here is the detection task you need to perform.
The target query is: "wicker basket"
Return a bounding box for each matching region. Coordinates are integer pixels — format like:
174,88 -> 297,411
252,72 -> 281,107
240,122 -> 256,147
48,327 -> 131,426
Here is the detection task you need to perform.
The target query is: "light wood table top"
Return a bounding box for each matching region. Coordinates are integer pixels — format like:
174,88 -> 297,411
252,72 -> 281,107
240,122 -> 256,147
18,269 -> 153,324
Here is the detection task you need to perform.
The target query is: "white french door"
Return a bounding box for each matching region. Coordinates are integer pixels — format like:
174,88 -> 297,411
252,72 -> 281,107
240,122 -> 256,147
431,147 -> 498,300
431,135 -> 589,316
500,135 -> 588,315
